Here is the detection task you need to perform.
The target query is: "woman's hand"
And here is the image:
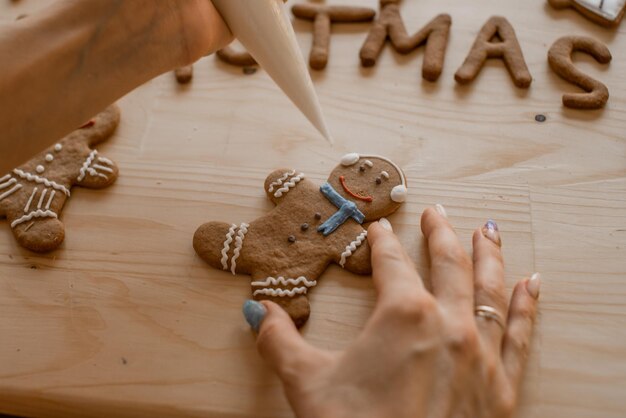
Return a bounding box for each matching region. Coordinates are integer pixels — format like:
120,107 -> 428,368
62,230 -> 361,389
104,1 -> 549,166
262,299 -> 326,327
170,0 -> 233,64
0,0 -> 233,172
243,206 -> 540,418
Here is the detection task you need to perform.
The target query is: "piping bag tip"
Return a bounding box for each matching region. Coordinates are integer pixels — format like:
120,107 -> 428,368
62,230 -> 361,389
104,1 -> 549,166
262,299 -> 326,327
211,0 -> 334,146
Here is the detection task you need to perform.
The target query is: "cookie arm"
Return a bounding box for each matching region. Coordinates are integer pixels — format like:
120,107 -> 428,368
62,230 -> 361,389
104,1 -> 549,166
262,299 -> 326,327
74,152 -> 119,189
337,229 -> 372,275
264,168 -> 310,206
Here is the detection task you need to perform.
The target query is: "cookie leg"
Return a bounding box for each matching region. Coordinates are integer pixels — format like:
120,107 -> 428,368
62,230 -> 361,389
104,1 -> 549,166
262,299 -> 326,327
12,217 -> 65,252
250,275 -> 315,328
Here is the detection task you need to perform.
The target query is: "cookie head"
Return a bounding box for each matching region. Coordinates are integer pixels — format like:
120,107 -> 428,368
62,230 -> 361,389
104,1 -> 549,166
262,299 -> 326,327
326,153 -> 407,221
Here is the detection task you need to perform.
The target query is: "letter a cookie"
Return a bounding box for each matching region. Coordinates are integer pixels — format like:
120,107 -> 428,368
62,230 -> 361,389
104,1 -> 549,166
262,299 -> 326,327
194,153 -> 408,327
0,105 -> 120,252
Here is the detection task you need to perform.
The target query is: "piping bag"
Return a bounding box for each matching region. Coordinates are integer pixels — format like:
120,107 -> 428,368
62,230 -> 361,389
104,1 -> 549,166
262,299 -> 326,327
211,0 -> 333,144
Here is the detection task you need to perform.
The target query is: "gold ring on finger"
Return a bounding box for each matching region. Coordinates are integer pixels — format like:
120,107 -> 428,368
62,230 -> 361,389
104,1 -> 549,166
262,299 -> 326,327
474,305 -> 506,330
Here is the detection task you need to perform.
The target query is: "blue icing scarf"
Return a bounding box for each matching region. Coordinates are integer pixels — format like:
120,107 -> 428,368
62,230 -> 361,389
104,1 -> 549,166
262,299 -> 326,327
318,182 -> 365,236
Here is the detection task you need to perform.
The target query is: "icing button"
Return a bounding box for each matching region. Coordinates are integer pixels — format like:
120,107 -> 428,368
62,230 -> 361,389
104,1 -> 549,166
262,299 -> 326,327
36,165 -> 45,174
54,143 -> 63,152
45,154 -> 54,162
288,235 -> 296,243
301,223 -> 309,231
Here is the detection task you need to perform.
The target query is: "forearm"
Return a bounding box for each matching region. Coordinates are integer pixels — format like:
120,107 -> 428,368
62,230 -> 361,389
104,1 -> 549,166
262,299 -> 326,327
0,0 -> 187,173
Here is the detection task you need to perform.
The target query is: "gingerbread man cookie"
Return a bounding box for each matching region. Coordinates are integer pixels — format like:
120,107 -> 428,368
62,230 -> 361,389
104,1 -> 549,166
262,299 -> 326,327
0,105 -> 120,252
193,153 -> 408,327
548,0 -> 626,27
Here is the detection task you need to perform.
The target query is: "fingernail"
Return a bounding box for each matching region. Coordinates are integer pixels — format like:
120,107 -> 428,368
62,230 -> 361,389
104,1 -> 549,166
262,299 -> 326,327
481,219 -> 502,247
435,204 -> 447,218
243,300 -> 266,332
378,217 -> 393,231
526,273 -> 541,299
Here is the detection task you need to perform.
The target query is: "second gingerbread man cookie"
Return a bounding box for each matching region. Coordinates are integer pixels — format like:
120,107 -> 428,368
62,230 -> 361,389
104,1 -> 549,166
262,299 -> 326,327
0,105 -> 120,252
193,153 -> 407,327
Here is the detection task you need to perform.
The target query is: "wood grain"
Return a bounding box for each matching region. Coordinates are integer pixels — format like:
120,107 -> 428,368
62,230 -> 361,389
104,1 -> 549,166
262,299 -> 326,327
1,0 -> 624,417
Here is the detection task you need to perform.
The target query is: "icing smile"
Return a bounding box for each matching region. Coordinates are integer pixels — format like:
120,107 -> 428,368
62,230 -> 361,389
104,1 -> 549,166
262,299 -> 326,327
339,176 -> 373,202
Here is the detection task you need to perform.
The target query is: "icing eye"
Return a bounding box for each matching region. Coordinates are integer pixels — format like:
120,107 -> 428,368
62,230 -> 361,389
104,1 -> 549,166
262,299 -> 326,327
390,185 -> 408,203
341,153 -> 360,166
359,165 -> 365,172
375,177 -> 382,185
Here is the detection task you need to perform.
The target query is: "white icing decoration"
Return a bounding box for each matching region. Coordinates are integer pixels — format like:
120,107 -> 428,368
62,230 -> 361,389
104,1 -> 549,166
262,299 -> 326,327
13,169 -> 70,196
36,165 -> 45,174
230,222 -> 249,275
45,190 -> 56,210
341,153 -> 360,166
390,185 -> 408,203
93,164 -> 114,173
381,171 -> 390,179
11,209 -> 58,228
576,0 -> 626,21
0,184 -> 22,201
274,173 -> 305,198
37,189 -> 48,209
253,287 -> 309,298
251,276 -> 317,288
24,188 -> 38,213
97,157 -> 114,166
339,230 -> 368,268
0,174 -> 11,183
268,170 -> 295,193
54,143 -> 63,152
220,224 -> 237,270
364,160 -> 373,167
77,150 -> 100,182
0,178 -> 17,190
45,154 -> 54,162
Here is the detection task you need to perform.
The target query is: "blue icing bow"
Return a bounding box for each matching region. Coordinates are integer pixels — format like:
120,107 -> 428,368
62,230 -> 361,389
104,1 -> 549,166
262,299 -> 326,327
318,182 -> 365,236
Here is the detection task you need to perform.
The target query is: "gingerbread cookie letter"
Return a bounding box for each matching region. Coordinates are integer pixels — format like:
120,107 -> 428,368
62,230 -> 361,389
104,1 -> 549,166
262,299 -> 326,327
0,105 -> 120,252
292,3 -> 376,70
174,65 -> 193,84
216,45 -> 258,67
548,36 -> 612,109
455,16 -> 532,88
548,0 -> 626,27
193,154 -> 407,327
360,0 -> 451,82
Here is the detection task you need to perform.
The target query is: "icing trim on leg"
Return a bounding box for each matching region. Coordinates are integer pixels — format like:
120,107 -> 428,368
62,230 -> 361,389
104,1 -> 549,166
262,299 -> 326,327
339,229 -> 368,267
251,276 -> 317,298
0,184 -> 23,201
11,210 -> 58,228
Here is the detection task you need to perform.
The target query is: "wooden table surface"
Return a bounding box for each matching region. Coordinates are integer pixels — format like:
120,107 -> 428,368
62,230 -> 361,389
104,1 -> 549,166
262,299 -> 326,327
1,1 -> 625,417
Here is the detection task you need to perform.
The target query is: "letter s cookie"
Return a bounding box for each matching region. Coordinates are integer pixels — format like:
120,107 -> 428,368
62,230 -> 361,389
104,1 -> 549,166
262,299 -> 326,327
193,153 -> 408,327
0,105 -> 120,252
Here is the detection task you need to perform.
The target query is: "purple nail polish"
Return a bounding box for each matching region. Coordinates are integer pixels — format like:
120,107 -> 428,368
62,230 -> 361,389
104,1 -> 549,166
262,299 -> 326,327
485,219 -> 498,232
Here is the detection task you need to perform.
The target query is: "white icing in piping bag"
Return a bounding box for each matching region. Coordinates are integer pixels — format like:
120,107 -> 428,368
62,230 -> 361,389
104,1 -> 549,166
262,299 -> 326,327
211,0 -> 334,144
